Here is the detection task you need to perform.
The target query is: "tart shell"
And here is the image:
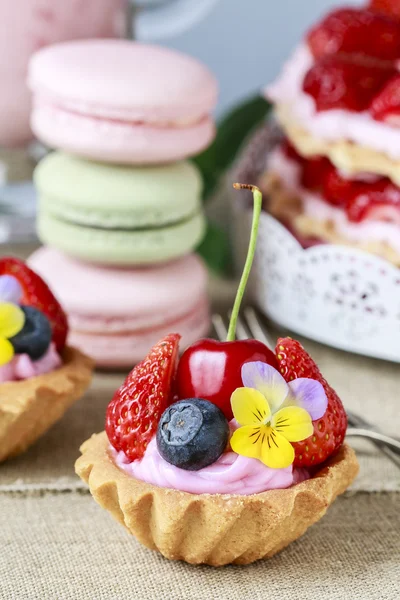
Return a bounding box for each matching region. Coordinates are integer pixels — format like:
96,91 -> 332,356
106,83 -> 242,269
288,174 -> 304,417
0,347 -> 94,462
75,432 -> 359,566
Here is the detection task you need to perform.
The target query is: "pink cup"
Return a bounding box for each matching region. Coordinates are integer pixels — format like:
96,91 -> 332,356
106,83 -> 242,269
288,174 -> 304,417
0,0 -> 221,148
0,0 -> 126,147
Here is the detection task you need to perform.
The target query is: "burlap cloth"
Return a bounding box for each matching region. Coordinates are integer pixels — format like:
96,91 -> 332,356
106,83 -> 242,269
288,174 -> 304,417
0,249 -> 399,598
0,491 -> 398,600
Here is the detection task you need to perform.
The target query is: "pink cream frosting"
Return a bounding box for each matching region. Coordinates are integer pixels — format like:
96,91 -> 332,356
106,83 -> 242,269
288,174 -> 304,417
268,147 -> 400,254
266,44 -> 400,160
113,430 -> 309,496
0,342 -> 62,383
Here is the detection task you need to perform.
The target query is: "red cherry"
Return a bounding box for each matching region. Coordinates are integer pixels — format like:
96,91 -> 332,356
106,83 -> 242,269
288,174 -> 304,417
176,338 -> 279,420
178,185 -> 274,420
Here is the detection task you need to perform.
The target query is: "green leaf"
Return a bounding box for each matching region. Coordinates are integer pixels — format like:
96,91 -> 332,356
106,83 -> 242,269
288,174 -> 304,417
197,221 -> 232,276
193,95 -> 271,199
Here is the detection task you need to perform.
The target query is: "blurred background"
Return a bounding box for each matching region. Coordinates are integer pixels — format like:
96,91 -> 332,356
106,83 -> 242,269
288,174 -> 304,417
0,0 -> 378,263
1,0 -> 399,363
169,0 -> 364,114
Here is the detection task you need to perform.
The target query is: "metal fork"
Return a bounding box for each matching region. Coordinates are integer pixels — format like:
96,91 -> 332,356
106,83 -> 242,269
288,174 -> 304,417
212,307 -> 400,466
346,410 -> 400,468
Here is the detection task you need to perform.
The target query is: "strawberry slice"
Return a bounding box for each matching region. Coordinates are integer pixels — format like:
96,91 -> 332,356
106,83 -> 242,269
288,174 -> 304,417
275,338 -> 347,468
364,204 -> 400,224
280,139 -> 397,219
300,156 -> 331,192
323,168 -> 361,208
106,333 -> 180,461
369,0 -> 400,20
307,7 -> 400,62
281,139 -> 331,193
346,179 -> 400,222
281,139 -> 305,164
0,257 -> 68,352
370,73 -> 400,123
303,55 -> 395,112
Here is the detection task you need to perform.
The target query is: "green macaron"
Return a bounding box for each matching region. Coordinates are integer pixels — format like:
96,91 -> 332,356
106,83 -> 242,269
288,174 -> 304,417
34,152 -> 206,265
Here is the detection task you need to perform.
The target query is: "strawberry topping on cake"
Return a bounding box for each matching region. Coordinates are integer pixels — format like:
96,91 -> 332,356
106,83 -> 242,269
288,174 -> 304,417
302,6 -> 400,121
369,0 -> 400,20
370,74 -> 400,124
279,139 -> 400,224
303,54 -> 396,112
307,7 -> 400,62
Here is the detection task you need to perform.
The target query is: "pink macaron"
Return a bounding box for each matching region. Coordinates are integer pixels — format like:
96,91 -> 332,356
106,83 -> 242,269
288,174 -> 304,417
28,247 -> 210,368
28,40 -> 218,164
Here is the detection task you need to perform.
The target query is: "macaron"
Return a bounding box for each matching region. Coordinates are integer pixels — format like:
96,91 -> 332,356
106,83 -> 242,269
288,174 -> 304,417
34,152 -> 206,265
28,248 -> 210,368
28,40 -> 218,164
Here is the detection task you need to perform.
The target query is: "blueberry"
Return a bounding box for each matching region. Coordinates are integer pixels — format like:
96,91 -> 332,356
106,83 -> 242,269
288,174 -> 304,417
156,398 -> 229,471
9,306 -> 52,361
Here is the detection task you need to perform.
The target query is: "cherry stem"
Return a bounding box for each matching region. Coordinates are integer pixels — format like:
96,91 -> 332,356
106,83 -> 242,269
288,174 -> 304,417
227,183 -> 262,342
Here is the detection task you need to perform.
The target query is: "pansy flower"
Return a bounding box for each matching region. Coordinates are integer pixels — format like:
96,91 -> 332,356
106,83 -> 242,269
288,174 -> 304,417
230,362 -> 328,469
0,302 -> 25,366
0,275 -> 22,304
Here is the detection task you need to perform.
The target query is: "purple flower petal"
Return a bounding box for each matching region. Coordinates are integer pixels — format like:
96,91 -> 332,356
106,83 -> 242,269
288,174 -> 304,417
287,378 -> 328,421
241,361 -> 289,413
0,276 -> 22,304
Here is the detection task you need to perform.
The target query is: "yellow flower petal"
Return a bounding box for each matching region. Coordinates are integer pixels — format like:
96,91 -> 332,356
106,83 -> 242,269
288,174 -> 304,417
261,429 -> 295,469
230,425 -> 267,460
231,387 -> 271,426
272,406 -> 314,443
0,337 -> 15,366
0,303 -> 25,338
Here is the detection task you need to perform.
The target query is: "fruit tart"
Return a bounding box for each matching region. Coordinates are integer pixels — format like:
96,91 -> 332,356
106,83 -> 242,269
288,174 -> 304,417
0,258 -> 94,462
76,185 -> 358,566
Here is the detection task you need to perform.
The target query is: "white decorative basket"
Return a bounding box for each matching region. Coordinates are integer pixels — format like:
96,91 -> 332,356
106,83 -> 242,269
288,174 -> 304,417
231,124 -> 400,363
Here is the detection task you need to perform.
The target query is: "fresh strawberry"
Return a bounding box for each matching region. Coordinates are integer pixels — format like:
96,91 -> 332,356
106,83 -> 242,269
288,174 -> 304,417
275,338 -> 347,468
307,8 -> 400,62
303,55 -> 395,112
346,179 -> 400,222
106,333 -> 180,461
370,73 -> 400,123
0,257 -> 68,352
369,0 -> 400,20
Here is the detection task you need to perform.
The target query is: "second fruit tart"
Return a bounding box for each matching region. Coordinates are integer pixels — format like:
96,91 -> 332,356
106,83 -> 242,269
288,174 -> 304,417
0,258 -> 94,462
267,4 -> 400,179
76,185 -> 358,566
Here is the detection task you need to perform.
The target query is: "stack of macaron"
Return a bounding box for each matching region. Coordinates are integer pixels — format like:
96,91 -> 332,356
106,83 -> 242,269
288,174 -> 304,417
26,40 -> 218,367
